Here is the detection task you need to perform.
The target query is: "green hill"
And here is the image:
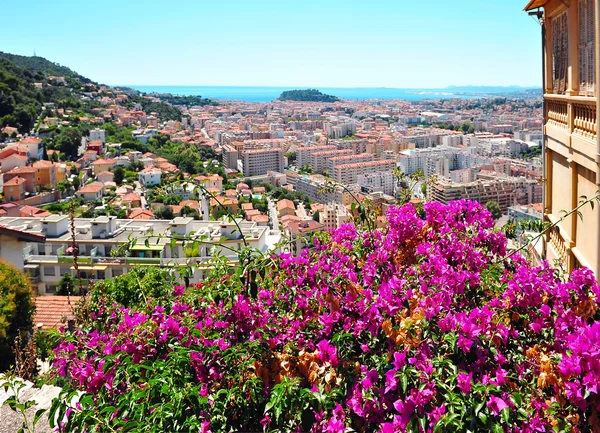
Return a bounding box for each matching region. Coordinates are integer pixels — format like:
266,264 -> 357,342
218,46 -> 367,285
279,88 -> 340,102
0,58 -> 44,133
0,52 -> 92,83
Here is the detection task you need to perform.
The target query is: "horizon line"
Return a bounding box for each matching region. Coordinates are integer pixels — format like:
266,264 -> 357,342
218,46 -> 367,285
117,84 -> 542,90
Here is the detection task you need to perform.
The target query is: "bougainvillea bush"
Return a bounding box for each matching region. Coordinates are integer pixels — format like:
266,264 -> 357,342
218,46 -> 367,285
50,200 -> 600,432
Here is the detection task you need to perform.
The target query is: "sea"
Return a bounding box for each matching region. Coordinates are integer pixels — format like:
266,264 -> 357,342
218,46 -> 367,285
126,85 -> 525,103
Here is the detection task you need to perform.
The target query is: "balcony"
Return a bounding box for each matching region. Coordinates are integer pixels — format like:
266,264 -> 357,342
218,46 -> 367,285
545,94 -> 598,173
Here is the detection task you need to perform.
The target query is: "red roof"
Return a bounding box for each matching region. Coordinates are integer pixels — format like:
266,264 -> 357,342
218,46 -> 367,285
3,176 -> 26,186
34,296 -> 82,330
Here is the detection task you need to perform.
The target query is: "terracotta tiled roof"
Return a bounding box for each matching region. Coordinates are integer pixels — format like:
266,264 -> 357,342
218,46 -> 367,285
19,205 -> 52,218
3,176 -> 26,186
34,296 -> 82,330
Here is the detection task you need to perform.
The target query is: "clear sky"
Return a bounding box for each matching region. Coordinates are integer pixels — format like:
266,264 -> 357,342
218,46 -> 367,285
1,0 -> 542,88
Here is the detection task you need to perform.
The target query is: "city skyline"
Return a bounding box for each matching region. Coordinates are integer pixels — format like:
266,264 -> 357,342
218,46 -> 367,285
2,0 -> 542,88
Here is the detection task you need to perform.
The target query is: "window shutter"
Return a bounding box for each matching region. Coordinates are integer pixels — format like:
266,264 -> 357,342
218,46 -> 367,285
579,0 -> 596,97
552,10 -> 569,94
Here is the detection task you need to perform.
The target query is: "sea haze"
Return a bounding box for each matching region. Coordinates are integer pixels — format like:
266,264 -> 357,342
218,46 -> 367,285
126,86 -> 539,103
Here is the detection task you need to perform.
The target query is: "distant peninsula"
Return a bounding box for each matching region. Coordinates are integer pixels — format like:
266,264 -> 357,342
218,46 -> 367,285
278,89 -> 340,102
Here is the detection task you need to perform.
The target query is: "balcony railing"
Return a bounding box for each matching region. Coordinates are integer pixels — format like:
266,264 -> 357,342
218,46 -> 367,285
546,98 -> 569,129
573,101 -> 597,141
545,94 -> 598,140
549,226 -> 569,266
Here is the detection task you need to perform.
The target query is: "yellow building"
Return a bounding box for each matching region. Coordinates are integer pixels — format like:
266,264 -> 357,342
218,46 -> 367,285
525,0 -> 599,274
33,160 -> 57,188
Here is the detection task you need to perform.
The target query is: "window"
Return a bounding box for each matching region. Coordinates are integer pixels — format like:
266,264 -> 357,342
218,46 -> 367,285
552,10 -> 569,94
579,0 -> 596,96
112,268 -> 123,277
43,266 -> 56,276
45,284 -> 57,294
60,267 -> 71,276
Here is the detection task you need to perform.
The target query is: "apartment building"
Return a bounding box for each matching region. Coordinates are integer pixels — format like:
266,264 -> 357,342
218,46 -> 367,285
332,160 -> 396,185
319,203 -> 352,230
524,0 -> 599,274
329,153 -> 374,175
239,148 -> 284,176
357,171 -> 396,195
296,145 -> 337,168
295,176 -> 355,205
427,177 -> 543,213
221,144 -> 239,170
310,149 -> 353,173
2,214 -> 278,295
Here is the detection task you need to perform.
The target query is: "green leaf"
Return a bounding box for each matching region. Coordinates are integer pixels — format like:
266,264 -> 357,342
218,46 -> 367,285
501,407 -> 510,423
33,408 -> 46,425
478,412 -> 488,425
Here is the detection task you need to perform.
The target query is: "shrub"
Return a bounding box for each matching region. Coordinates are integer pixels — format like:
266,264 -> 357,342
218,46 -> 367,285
0,260 -> 35,371
50,201 -> 600,432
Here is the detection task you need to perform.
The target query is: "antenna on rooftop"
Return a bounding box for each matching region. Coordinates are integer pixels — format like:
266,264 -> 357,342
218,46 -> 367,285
33,49 -> 37,57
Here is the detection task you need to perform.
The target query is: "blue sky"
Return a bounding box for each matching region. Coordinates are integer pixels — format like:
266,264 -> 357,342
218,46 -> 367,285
0,0 -> 542,88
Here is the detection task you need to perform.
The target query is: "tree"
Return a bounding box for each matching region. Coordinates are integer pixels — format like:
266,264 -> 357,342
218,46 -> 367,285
54,127 -> 82,159
57,273 -> 77,296
312,211 -> 320,222
485,200 -> 502,220
285,151 -> 297,164
155,205 -> 174,220
0,260 -> 35,371
113,166 -> 125,186
72,175 -> 80,191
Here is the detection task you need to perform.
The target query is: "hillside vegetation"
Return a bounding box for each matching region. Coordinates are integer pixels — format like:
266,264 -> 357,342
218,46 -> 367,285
279,88 -> 340,102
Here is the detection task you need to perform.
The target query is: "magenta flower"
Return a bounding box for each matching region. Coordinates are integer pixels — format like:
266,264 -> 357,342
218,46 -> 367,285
487,395 -> 509,416
457,372 -> 473,394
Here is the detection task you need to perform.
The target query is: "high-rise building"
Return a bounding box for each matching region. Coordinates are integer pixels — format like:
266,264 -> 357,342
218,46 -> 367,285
524,0 -> 599,274
240,148 -> 284,176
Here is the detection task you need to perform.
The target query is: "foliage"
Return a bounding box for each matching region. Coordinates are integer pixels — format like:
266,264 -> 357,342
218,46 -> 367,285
53,127 -> 82,159
1,373 -> 47,433
0,51 -> 92,83
154,205 -> 174,220
144,93 -> 218,107
113,166 -> 125,186
127,95 -> 182,122
0,58 -> 42,133
56,273 -> 77,296
90,267 -> 176,310
0,260 -> 35,371
48,200 -> 600,432
485,200 -> 503,220
279,89 -> 340,103
271,186 -> 312,207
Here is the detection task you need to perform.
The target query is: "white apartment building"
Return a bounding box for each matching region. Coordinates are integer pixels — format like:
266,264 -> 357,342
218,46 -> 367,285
442,135 -> 464,147
89,128 -> 106,143
138,167 -> 162,187
332,160 -> 396,185
294,177 -> 355,205
357,171 -> 396,196
324,122 -> 356,139
240,148 -> 284,176
5,215 -> 280,295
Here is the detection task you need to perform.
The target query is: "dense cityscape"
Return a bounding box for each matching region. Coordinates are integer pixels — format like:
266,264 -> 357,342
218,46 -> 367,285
0,53 -> 545,293
2,0 -> 600,431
